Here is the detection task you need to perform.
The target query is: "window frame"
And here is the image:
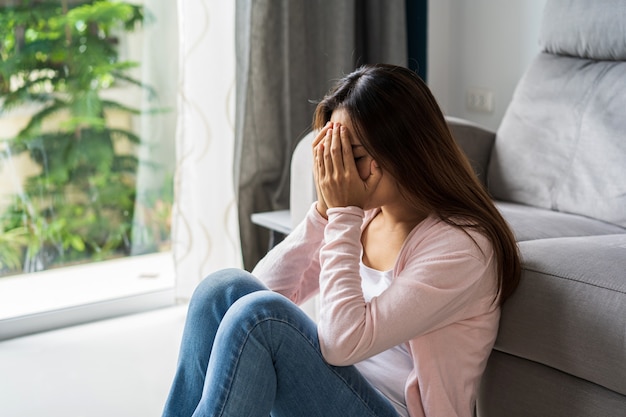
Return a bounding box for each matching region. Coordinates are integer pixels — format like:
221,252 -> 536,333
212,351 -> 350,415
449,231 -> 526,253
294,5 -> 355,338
0,0 -> 179,340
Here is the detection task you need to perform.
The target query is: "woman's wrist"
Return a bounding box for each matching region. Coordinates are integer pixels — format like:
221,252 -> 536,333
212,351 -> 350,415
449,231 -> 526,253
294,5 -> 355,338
316,201 -> 328,220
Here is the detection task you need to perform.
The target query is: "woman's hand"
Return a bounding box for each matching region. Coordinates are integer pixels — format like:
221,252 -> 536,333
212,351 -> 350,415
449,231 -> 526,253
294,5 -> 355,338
313,122 -> 382,212
312,123 -> 332,218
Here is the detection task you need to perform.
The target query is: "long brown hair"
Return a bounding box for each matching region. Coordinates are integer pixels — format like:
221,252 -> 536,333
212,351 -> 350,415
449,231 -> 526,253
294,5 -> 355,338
313,64 -> 520,304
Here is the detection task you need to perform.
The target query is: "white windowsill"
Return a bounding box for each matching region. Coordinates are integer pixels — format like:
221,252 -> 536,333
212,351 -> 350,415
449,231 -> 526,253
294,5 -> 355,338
0,252 -> 176,341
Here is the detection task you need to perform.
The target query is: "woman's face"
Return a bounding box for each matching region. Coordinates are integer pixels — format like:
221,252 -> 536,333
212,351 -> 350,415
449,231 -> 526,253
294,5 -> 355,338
329,108 -> 373,181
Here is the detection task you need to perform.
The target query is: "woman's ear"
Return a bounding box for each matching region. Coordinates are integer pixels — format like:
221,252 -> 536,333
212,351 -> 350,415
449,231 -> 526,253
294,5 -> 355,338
364,159 -> 383,190
370,159 -> 380,177
361,159 -> 381,181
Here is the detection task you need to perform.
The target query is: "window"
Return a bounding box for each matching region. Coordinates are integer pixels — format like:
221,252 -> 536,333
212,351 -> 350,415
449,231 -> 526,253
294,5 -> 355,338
0,0 -> 178,339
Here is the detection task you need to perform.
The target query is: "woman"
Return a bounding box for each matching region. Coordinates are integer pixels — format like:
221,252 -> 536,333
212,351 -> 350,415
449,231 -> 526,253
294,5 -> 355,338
162,64 -> 520,417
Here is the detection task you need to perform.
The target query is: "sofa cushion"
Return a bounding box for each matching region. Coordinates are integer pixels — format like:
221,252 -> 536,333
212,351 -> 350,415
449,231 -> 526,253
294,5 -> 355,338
540,0 -> 626,61
488,52 -> 626,228
494,234 -> 626,396
478,351 -> 626,417
496,201 -> 625,241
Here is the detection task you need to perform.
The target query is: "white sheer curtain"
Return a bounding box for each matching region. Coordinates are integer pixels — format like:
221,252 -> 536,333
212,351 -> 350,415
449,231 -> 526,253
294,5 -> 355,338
173,0 -> 241,300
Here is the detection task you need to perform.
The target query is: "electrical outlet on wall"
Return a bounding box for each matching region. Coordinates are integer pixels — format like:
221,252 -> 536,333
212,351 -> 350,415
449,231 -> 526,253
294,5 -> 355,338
466,87 -> 494,113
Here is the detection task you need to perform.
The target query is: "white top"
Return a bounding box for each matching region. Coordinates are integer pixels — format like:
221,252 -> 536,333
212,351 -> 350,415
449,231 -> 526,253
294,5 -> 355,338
354,262 -> 413,417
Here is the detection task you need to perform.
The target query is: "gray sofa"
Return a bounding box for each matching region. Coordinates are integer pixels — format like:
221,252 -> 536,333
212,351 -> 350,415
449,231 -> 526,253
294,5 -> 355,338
448,1 -> 626,415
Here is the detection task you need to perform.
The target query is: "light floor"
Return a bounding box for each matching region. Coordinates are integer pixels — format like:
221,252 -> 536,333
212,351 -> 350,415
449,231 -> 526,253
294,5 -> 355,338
0,305 -> 188,417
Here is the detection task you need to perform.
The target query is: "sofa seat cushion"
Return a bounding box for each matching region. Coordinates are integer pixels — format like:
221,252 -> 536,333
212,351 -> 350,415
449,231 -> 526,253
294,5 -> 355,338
494,234 -> 626,396
496,201 -> 625,241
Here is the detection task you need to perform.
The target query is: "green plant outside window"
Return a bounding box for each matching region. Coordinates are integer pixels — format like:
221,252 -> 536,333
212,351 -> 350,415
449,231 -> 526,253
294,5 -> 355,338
0,0 -> 174,276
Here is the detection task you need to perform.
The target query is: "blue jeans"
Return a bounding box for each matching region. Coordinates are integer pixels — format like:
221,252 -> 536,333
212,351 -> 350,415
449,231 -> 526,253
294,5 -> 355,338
162,268 -> 399,417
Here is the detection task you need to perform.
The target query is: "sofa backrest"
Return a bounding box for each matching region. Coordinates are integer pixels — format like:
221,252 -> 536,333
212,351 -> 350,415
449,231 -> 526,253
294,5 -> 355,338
487,0 -> 626,228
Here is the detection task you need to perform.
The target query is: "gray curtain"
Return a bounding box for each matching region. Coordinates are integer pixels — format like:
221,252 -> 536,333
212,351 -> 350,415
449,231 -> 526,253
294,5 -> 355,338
235,0 -> 408,270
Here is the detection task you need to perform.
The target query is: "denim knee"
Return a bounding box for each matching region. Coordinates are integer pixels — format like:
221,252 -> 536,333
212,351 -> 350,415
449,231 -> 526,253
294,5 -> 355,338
191,268 -> 251,298
228,291 -> 315,334
188,268 -> 267,313
229,290 -> 289,316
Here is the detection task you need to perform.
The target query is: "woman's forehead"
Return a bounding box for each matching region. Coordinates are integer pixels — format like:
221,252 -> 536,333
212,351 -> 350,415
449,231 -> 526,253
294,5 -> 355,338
330,108 -> 362,145
329,108 -> 350,124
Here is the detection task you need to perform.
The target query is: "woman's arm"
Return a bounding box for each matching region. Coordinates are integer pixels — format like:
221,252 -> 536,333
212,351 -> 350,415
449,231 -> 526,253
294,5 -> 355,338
316,212 -> 499,366
253,126 -> 337,303
252,203 -> 327,304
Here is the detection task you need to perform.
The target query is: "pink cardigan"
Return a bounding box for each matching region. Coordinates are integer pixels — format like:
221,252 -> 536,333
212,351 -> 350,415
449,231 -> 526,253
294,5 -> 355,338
252,204 -> 500,417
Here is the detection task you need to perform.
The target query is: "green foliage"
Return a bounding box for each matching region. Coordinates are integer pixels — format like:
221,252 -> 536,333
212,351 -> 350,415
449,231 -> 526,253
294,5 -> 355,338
0,1 -> 170,276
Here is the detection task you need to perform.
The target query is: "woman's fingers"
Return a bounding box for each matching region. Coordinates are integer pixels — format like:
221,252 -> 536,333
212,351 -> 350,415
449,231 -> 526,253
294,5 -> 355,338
323,127 -> 334,176
315,134 -> 326,178
329,123 -> 344,171
339,125 -> 355,171
315,121 -> 375,209
313,139 -> 329,219
313,122 -> 330,187
312,122 -> 331,154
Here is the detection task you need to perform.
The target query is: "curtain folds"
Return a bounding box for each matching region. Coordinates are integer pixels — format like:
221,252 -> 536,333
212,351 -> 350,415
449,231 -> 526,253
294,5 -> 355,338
173,1 -> 241,300
235,0 -> 408,270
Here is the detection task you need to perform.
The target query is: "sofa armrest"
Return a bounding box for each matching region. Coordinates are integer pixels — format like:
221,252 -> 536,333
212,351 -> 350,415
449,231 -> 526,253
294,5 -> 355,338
289,131 -> 316,228
445,116 -> 495,186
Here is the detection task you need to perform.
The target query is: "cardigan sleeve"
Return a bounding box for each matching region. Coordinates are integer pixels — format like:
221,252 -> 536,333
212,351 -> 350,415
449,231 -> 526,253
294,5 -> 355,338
252,203 -> 327,304
317,211 -> 499,366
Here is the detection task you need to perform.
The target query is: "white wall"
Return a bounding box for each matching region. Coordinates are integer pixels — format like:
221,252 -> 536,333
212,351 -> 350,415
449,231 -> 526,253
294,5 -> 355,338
428,0 -> 547,131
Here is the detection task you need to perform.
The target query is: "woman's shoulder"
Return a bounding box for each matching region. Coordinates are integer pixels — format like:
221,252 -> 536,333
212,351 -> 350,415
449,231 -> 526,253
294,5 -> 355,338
403,215 -> 494,264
